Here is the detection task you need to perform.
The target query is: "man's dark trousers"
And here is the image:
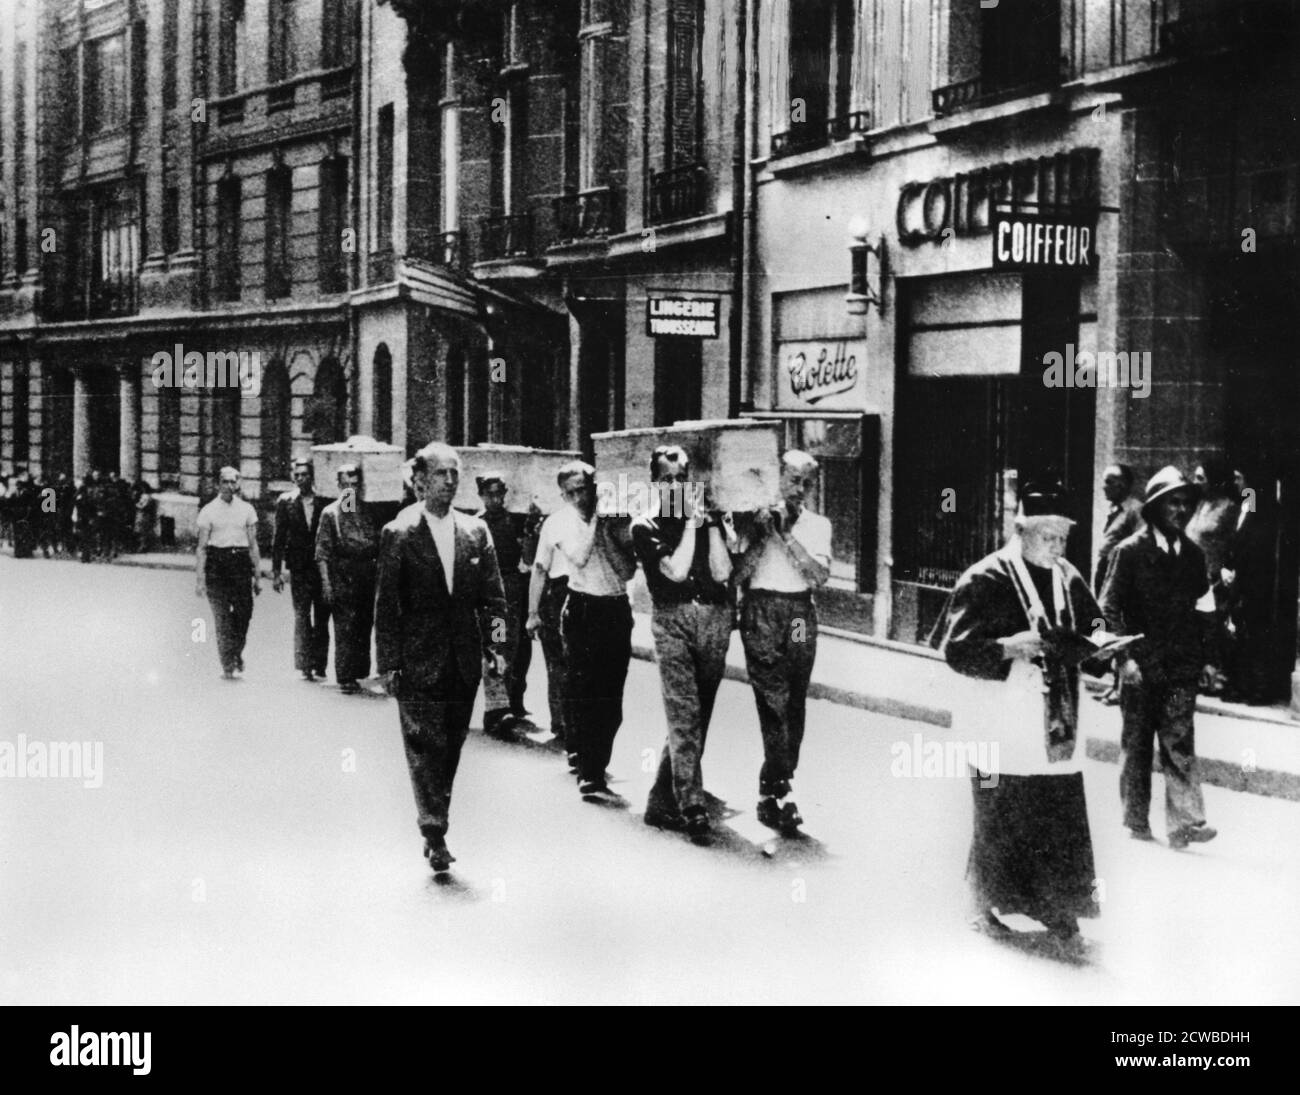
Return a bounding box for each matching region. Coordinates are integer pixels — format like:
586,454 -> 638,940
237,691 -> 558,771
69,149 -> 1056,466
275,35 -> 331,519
538,576 -> 571,743
1119,676 -> 1207,836
740,590 -> 817,798
398,670 -> 478,840
561,591 -> 633,783
206,547 -> 254,673
290,570 -> 330,676
646,600 -> 731,816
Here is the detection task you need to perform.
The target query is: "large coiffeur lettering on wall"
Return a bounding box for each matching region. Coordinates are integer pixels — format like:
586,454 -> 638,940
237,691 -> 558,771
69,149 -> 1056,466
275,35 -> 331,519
896,148 -> 1100,247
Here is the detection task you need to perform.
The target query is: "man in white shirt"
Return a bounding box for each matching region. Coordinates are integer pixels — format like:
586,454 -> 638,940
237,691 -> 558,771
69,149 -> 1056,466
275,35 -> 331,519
525,480 -> 577,767
196,466 -> 262,680
375,442 -> 508,873
733,451 -> 832,833
543,461 -> 637,797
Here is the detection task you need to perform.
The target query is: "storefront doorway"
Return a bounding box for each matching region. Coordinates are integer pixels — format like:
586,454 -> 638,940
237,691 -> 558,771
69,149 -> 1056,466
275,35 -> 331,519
891,270 -> 1094,644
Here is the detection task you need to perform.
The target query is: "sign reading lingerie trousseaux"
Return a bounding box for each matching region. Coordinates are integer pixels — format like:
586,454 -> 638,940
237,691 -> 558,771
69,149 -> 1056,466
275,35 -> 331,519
646,295 -> 721,338
775,339 -> 868,411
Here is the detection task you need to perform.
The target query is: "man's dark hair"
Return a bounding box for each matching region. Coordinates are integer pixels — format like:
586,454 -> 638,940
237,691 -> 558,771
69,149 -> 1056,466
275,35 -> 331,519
1107,463 -> 1135,488
648,444 -> 690,480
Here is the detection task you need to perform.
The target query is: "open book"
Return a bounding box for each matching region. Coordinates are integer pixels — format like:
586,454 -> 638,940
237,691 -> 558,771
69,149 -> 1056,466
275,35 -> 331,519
1040,627 -> 1144,668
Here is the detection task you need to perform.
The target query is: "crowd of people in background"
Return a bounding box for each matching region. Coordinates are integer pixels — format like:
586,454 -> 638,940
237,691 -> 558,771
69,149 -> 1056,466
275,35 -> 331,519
0,469 -> 157,562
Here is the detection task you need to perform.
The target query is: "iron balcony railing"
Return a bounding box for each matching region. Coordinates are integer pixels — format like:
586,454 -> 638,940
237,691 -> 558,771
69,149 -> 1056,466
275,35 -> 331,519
553,186 -> 621,244
771,111 -> 871,158
648,164 -> 708,225
478,212 -> 534,260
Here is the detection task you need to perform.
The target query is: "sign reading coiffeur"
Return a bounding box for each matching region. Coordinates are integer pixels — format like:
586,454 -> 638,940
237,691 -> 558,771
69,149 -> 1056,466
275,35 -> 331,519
991,209 -> 1097,270
646,296 -> 720,338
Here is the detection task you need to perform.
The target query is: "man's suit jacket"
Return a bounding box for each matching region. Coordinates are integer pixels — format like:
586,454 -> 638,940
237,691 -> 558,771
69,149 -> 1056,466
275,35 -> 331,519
272,489 -> 324,575
375,504 -> 508,695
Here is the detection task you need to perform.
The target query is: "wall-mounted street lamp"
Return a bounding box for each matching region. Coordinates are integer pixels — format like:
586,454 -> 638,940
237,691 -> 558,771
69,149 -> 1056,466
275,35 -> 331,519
846,218 -> 885,315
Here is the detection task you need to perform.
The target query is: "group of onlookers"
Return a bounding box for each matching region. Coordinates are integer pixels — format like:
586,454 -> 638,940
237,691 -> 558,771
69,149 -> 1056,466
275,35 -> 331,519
1095,458 -> 1288,706
0,469 -> 157,561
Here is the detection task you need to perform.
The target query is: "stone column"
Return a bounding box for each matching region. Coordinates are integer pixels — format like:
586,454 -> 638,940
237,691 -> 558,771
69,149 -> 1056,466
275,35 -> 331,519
119,362 -> 141,482
72,368 -> 91,478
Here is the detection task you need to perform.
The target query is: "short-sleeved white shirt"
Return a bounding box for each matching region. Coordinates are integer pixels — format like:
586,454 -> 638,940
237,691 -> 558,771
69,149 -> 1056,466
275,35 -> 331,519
534,509 -> 572,580
546,505 -> 628,597
746,508 -> 832,592
198,496 -> 258,549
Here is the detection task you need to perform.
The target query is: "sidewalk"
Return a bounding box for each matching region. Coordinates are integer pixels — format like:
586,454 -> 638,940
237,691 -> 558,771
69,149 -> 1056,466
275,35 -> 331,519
52,548 -> 1300,802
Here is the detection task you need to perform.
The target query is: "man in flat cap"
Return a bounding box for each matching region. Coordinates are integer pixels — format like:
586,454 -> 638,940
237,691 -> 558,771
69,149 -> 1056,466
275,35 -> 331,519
1100,466 -> 1220,849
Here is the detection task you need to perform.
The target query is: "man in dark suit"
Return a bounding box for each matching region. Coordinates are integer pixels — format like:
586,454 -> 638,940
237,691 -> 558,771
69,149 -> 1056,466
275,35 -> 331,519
376,442 -> 508,873
272,459 -> 329,681
1222,465 -> 1282,704
1100,466 -> 1219,850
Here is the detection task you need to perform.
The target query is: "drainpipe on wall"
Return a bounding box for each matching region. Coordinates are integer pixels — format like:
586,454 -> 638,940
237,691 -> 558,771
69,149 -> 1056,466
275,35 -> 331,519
736,0 -> 758,414
728,0 -> 750,417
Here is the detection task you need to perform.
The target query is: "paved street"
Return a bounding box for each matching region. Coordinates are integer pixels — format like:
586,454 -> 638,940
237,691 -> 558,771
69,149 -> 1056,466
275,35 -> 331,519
2,555 -> 1298,1005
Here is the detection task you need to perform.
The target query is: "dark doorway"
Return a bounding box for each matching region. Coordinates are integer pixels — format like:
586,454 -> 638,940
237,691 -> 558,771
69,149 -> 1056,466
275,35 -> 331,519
43,367 -> 75,479
653,336 -> 702,426
86,368 -> 120,474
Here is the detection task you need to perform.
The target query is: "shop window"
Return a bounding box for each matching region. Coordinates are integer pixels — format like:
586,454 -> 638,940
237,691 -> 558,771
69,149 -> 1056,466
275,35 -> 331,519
653,338 -> 702,427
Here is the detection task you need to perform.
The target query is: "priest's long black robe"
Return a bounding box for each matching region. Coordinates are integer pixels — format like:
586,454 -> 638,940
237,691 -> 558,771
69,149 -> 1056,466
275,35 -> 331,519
939,546 -> 1102,926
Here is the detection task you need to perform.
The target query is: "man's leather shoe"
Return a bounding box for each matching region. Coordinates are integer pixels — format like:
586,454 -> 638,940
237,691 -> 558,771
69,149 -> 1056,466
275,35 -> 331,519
339,680 -> 361,695
301,670 -> 316,682
578,778 -> 608,797
236,657 -> 245,673
423,838 -> 455,873
684,806 -> 711,837
1129,826 -> 1156,842
779,800 -> 804,833
566,752 -> 580,773
1171,824 -> 1217,849
756,797 -> 782,829
644,807 -> 685,831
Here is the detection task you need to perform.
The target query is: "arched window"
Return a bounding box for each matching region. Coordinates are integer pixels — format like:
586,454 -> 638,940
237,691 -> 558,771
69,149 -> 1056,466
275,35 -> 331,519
373,343 -> 392,443
261,357 -> 292,479
308,355 -> 347,445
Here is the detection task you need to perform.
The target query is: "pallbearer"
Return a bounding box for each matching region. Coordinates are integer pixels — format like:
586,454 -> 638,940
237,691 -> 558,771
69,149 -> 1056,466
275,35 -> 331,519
315,464 -> 380,694
733,451 -> 832,834
940,484 -> 1102,956
475,471 -> 536,735
271,458 -> 329,681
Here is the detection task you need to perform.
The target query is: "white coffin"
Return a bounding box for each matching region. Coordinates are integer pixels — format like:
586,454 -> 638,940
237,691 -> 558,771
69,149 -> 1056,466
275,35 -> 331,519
591,419 -> 782,514
312,436 -> 407,502
452,444 -> 583,514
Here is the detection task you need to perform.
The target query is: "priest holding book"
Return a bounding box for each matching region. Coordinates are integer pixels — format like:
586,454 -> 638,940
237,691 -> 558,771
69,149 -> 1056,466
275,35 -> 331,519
939,483 -> 1108,958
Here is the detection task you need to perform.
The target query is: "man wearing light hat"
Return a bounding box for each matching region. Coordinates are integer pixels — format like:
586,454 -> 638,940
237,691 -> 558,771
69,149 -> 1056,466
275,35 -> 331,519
1100,466 -> 1220,849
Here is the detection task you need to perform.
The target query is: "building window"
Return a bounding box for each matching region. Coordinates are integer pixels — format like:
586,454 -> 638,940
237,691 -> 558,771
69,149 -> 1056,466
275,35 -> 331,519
375,104 -> 394,254
373,344 -> 392,443
323,0 -> 357,68
265,166 -> 293,301
158,384 -> 181,488
59,47 -> 81,139
781,0 -> 855,152
308,357 -> 347,445
131,19 -> 147,124
268,0 -> 300,85
261,358 -> 292,480
218,0 -> 249,97
981,0 -> 1060,96
318,156 -> 348,293
14,43 -> 27,182
666,0 -> 702,168
216,176 -> 242,301
654,337 -> 702,426
211,388 -> 242,476
163,0 -> 179,109
96,191 -> 140,315
163,186 -> 181,255
14,219 -> 28,278
12,367 -> 30,467
85,33 -> 128,133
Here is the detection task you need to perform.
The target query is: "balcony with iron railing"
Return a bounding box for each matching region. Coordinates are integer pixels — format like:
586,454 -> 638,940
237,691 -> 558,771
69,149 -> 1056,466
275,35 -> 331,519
478,212 -> 535,261
648,164 -> 709,226
45,271 -> 139,322
770,111 -> 870,158
932,56 -> 1068,118
552,187 -> 622,245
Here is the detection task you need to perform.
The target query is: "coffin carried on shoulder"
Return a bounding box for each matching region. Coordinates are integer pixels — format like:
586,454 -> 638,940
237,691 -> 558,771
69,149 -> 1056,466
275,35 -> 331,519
591,419 -> 782,515
312,436 -> 407,502
452,444 -> 583,514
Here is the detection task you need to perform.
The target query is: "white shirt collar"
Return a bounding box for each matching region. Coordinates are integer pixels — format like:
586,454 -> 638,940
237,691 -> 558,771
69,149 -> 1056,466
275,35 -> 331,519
1152,527 -> 1181,555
